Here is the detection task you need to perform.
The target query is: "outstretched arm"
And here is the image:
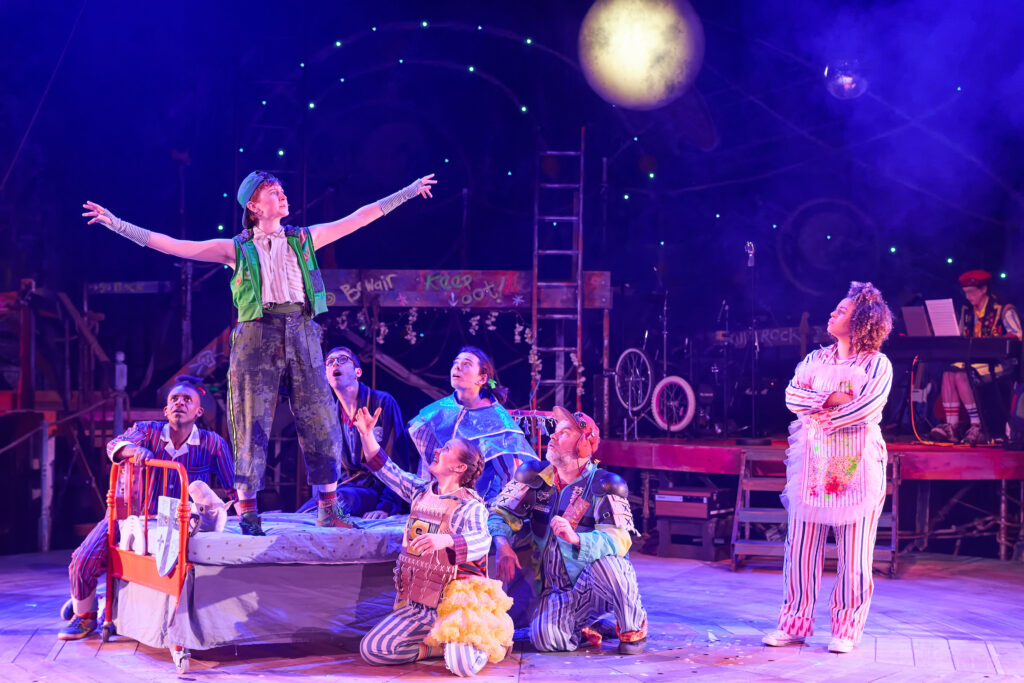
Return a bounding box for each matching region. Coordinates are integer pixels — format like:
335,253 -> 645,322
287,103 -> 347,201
308,174 -> 436,251
83,201 -> 235,266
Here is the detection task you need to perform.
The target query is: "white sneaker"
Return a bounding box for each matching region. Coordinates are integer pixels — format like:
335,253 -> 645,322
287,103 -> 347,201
828,637 -> 854,653
762,630 -> 805,647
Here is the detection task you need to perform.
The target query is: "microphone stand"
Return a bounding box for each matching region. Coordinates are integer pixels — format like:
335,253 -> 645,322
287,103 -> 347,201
738,241 -> 770,446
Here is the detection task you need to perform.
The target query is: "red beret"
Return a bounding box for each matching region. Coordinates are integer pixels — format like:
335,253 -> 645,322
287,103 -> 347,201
959,270 -> 992,287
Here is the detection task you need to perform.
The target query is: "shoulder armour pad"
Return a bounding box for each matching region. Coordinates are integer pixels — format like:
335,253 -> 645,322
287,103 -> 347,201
592,469 -> 628,498
515,459 -> 552,488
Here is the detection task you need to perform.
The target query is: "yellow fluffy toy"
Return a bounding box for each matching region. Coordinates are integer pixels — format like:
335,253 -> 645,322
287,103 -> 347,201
425,576 -> 514,663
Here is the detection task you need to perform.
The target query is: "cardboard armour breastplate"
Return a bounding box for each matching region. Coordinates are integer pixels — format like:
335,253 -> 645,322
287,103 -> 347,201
394,487 -> 466,608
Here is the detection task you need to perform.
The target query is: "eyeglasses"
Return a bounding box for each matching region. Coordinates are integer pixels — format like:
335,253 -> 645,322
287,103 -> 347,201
326,355 -> 356,368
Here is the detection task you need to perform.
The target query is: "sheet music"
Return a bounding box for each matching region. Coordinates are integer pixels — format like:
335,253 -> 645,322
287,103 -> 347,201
925,298 -> 961,337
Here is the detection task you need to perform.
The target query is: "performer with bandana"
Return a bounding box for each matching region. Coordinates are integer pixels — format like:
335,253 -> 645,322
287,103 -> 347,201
763,282 -> 894,654
489,407 -> 648,655
928,269 -> 1022,445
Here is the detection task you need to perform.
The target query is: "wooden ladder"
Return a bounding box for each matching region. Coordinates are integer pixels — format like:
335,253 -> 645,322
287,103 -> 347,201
731,447 -> 900,577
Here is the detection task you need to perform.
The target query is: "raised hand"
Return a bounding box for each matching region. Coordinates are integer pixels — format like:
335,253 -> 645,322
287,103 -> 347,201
352,406 -> 382,436
82,201 -> 115,228
415,173 -> 437,199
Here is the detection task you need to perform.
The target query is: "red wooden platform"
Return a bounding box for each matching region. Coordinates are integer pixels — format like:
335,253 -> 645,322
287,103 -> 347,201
600,438 -> 1024,480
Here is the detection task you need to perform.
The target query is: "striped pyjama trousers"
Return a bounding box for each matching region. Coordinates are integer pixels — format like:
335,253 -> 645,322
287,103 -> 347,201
360,602 -> 489,677
530,555 -> 646,652
777,504 -> 884,641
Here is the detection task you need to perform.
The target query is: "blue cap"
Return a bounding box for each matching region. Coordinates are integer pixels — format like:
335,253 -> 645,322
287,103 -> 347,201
236,171 -> 278,229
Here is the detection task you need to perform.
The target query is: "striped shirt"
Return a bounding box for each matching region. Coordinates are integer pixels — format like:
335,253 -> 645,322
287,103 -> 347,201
107,421 -> 234,510
251,228 -> 306,305
367,449 -> 491,565
784,345 -> 892,436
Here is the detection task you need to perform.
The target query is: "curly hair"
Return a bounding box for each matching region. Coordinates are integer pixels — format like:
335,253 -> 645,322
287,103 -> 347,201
451,437 -> 485,488
845,281 -> 893,354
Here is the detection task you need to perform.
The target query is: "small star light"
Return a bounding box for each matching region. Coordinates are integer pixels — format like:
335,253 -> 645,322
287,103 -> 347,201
339,77 -> 345,83
648,172 -> 655,179
771,223 -> 777,229
468,65 -> 475,72
525,37 -> 533,44
444,158 -> 450,163
659,240 -> 665,246
890,246 -> 897,253
299,62 -> 305,68
715,213 -> 721,219
507,171 -> 512,176
521,105 -> 528,113
308,102 -> 315,109
421,20 -> 428,27
1001,272 -> 1008,279
623,194 -> 630,200
947,257 -> 954,264
261,100 -> 267,106
827,235 -> 832,240
633,136 -> 638,141
277,149 -> 285,156
238,147 -> 244,153
217,224 -> 224,232
222,192 -> 228,198
399,59 -> 404,64
371,26 -> 377,31
477,25 -> 482,30
335,40 -> 342,47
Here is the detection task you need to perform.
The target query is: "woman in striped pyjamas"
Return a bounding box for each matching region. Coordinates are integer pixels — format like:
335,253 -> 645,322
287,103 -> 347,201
352,406 -> 513,677
763,281 -> 894,654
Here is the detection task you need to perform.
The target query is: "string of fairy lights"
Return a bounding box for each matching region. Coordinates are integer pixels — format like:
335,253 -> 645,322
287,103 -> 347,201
207,17 -> 1009,281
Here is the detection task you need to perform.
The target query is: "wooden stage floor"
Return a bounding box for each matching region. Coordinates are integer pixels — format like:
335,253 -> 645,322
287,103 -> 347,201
2,549 -> 1023,681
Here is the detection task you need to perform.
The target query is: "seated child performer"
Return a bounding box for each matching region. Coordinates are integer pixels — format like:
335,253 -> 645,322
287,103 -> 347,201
489,407 -> 648,655
59,377 -> 234,641
353,405 -> 513,678
296,346 -> 412,518
408,346 -> 538,503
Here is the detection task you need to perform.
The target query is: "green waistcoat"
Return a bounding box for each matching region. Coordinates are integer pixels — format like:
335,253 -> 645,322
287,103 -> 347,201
230,226 -> 328,322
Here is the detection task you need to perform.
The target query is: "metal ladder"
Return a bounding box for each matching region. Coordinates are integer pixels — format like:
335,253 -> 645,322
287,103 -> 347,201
531,128 -> 585,414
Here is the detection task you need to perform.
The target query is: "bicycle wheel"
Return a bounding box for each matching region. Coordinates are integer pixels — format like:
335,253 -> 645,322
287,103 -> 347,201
651,375 -> 696,432
614,348 -> 654,413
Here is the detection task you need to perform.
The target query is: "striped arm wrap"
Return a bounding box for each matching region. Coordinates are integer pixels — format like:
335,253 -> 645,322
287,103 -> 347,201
109,214 -> 152,247
378,178 -> 422,215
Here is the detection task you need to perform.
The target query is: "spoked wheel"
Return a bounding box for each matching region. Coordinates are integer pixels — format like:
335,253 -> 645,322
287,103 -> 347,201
651,376 -> 697,432
614,348 -> 654,413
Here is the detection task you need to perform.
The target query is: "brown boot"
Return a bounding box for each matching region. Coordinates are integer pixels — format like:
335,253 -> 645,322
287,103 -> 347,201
316,502 -> 355,528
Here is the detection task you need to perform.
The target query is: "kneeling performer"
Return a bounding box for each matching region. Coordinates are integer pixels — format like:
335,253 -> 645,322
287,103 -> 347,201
354,406 -> 513,677
489,408 -> 648,654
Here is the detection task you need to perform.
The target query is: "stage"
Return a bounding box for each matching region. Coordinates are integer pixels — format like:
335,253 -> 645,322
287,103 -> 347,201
2,549 -> 1023,681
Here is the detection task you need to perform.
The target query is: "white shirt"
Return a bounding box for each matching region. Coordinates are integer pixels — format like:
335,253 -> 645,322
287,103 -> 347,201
251,229 -> 306,306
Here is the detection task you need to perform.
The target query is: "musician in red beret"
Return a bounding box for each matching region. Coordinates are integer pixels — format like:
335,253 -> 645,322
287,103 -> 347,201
929,270 -> 1021,444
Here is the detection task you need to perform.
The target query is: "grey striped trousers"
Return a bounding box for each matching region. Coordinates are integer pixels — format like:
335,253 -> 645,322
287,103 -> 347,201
530,555 -> 646,652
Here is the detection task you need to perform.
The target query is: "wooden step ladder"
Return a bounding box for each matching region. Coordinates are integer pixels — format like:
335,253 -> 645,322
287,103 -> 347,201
731,447 -> 900,577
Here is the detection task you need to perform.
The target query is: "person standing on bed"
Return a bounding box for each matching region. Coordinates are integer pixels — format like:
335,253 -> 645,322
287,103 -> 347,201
58,378 -> 234,641
83,170 -> 436,536
353,405 -> 514,677
295,346 -> 412,518
407,346 -> 538,503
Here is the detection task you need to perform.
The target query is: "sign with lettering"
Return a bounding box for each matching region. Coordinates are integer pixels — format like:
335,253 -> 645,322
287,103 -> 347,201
321,270 -> 611,310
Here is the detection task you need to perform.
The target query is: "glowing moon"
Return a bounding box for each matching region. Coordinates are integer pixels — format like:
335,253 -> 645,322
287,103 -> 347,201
578,0 -> 705,111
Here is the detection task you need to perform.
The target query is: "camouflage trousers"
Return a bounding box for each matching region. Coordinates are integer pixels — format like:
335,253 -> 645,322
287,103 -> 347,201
228,312 -> 341,492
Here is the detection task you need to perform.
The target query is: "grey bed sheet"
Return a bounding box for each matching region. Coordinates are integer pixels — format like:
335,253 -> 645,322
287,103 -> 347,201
150,511 -> 407,565
114,512 -> 406,650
